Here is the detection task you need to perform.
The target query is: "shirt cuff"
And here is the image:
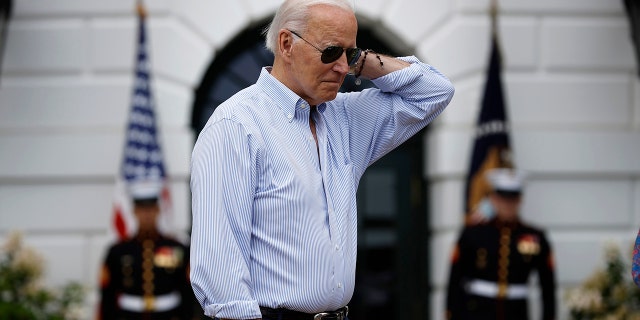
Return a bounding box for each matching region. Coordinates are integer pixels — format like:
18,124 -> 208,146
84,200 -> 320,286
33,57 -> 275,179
205,300 -> 262,320
371,55 -> 433,93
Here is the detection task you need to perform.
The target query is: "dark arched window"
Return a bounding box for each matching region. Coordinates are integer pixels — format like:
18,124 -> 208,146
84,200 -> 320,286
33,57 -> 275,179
190,18 -> 430,320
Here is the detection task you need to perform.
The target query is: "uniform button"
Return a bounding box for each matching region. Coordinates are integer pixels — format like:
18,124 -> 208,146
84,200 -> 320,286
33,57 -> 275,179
143,272 -> 154,281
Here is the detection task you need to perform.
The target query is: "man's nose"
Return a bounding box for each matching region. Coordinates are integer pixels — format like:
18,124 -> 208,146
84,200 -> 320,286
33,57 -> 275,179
333,53 -> 351,74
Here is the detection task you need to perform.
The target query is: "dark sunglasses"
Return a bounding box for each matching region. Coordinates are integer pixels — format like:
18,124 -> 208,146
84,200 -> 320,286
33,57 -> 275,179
288,29 -> 362,66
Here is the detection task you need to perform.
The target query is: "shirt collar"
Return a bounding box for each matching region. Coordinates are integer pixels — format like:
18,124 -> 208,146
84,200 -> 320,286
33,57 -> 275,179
258,67 -> 328,122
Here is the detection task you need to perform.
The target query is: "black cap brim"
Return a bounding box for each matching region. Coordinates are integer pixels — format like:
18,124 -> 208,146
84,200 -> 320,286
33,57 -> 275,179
133,197 -> 159,206
495,190 -> 522,198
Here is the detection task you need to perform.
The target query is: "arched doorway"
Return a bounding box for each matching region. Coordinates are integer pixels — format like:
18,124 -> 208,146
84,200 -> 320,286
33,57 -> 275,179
190,18 -> 430,320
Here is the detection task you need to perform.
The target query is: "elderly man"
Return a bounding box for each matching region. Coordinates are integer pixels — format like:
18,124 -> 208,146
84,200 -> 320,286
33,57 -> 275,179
189,0 -> 455,319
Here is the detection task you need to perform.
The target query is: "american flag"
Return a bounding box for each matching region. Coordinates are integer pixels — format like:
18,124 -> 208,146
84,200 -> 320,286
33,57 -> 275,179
112,5 -> 173,241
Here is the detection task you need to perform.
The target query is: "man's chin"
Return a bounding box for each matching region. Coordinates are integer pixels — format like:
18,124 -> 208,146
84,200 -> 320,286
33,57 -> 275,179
320,88 -> 340,101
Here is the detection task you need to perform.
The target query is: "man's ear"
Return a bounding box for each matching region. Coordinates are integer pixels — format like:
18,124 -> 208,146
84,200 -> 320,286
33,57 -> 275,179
278,29 -> 294,62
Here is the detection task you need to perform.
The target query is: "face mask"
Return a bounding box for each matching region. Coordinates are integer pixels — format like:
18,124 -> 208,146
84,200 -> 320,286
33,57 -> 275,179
477,197 -> 495,219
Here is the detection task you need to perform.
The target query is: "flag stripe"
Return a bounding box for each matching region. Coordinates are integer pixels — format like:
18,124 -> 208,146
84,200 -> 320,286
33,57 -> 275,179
113,206 -> 127,241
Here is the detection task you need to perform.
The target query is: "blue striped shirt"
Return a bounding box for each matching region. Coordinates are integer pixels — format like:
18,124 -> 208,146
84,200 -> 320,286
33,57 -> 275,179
190,56 -> 454,319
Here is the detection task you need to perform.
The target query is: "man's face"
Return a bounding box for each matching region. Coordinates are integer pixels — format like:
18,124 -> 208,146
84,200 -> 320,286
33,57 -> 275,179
287,5 -> 358,106
489,192 -> 521,221
134,203 -> 159,232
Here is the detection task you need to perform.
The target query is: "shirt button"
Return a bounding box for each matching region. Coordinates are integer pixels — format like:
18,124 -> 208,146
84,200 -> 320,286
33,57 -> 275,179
337,283 -> 342,288
335,245 -> 340,251
287,114 -> 293,119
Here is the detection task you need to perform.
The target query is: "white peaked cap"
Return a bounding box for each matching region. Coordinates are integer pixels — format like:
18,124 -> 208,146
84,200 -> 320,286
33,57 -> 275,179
128,179 -> 163,200
486,168 -> 526,193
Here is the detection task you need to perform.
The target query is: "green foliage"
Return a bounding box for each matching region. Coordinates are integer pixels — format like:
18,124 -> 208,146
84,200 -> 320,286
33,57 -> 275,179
0,232 -> 85,320
565,243 -> 640,320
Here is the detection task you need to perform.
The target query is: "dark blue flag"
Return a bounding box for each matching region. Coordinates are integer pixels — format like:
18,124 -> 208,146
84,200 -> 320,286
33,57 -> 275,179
463,34 -> 513,220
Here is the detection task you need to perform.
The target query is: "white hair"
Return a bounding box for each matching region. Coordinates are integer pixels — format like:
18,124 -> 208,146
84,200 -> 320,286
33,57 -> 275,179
263,0 -> 355,54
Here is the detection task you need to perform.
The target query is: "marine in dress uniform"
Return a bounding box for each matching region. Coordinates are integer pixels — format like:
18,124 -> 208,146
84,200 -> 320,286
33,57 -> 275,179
445,168 -> 556,320
98,182 -> 195,320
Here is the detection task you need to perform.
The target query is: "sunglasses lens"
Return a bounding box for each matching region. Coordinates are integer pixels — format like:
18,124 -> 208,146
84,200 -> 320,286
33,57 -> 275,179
320,46 -> 362,66
321,46 -> 344,64
346,48 -> 362,66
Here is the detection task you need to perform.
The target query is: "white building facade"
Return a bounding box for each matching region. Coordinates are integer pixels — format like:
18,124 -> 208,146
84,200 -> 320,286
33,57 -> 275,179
1,0 -> 639,319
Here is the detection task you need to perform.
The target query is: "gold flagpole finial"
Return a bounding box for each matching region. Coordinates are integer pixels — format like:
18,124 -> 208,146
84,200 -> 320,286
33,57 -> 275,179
136,0 -> 146,18
490,0 -> 499,36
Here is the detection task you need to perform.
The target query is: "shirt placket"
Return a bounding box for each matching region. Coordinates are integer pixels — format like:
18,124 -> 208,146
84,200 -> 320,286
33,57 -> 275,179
314,109 -> 346,304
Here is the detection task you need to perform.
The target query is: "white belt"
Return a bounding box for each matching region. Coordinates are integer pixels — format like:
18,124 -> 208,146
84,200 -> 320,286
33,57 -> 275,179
465,279 -> 528,299
118,291 -> 181,312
